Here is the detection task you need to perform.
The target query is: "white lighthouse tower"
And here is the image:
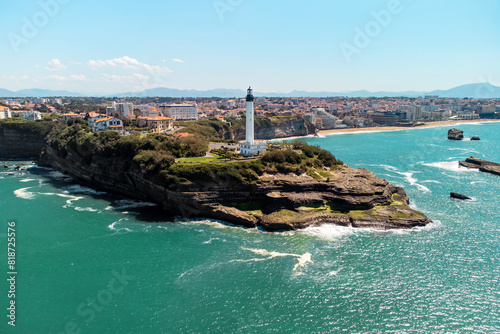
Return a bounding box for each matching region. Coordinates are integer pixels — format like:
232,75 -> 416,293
245,86 -> 255,143
239,87 -> 267,156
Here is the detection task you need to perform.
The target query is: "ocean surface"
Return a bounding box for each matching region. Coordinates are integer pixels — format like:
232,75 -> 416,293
1,122 -> 499,333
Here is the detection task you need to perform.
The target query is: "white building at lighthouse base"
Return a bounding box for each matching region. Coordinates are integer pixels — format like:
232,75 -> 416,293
239,141 -> 267,156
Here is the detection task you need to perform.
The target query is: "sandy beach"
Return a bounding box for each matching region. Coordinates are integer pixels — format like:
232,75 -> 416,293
266,119 -> 500,142
317,119 -> 500,136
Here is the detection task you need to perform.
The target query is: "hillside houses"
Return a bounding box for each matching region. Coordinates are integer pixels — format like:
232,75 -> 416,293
94,117 -> 124,132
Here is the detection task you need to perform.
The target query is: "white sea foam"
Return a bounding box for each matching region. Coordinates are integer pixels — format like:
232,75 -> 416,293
448,147 -> 479,154
389,220 -> 442,234
62,185 -> 106,195
13,187 -> 36,200
421,180 -> 442,184
299,224 -> 354,240
423,161 -> 477,173
74,207 -> 100,212
38,192 -> 83,206
379,164 -> 399,172
395,171 -> 430,192
235,247 -> 313,271
20,178 -> 37,183
108,218 -> 132,232
106,199 -> 157,211
203,237 -> 220,244
179,219 -> 258,232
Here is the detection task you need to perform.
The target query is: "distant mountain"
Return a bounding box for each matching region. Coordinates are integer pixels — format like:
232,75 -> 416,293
109,83 -> 500,98
0,88 -> 16,97
426,82 -> 500,99
111,87 -> 247,98
1,83 -> 499,98
0,88 -> 82,98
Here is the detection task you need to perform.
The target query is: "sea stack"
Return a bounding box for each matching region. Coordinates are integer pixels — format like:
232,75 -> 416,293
448,128 -> 464,140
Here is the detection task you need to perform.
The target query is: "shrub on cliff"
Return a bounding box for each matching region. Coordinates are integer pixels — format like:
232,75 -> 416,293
133,150 -> 175,174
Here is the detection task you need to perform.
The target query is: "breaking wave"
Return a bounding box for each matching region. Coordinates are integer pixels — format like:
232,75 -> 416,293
13,187 -> 36,200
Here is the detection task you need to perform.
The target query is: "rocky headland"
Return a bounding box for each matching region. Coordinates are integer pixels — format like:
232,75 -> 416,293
35,125 -> 430,231
1,121 -> 431,231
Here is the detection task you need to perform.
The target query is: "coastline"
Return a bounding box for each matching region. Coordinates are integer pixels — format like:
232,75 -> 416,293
317,119 -> 500,136
267,119 -> 500,142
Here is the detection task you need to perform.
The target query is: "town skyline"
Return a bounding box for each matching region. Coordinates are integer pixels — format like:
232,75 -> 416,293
1,0 -> 499,95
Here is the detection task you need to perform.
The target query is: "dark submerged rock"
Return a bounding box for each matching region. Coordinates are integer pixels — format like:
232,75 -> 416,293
450,192 -> 471,200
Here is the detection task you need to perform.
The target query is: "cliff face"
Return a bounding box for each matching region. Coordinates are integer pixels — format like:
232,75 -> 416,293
231,118 -> 315,140
40,140 -> 432,231
0,122 -> 55,159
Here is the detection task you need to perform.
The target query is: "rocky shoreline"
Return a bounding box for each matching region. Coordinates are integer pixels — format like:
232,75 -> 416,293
39,143 -> 431,231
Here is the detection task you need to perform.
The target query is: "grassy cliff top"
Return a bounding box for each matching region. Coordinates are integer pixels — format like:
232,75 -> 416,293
44,124 -> 342,188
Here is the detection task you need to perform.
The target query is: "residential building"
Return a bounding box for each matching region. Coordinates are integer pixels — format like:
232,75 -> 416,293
59,113 -> 79,122
137,116 -> 174,133
94,117 -> 124,132
107,102 -> 134,117
159,104 -> 198,120
86,112 -> 106,127
21,110 -> 42,121
0,107 -> 11,119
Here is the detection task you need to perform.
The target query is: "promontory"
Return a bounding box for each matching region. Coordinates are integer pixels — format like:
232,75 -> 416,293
2,120 -> 432,231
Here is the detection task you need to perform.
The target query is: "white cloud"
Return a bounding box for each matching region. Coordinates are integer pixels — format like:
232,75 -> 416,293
45,74 -> 88,81
172,59 -> 184,63
103,73 -> 148,82
70,74 -> 88,81
47,75 -> 67,81
45,59 -> 66,71
88,56 -> 172,73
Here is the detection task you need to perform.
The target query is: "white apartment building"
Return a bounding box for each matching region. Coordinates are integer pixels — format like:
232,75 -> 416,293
107,102 -> 134,117
22,110 -> 42,121
0,107 -> 11,119
159,104 -> 198,120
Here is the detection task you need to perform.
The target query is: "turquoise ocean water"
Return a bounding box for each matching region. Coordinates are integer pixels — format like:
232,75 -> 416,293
1,122 -> 499,333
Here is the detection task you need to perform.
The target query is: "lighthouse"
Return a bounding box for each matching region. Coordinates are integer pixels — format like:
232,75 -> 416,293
239,87 -> 267,156
245,86 -> 255,143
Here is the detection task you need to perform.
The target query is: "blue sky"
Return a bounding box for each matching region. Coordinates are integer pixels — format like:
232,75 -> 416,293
1,0 -> 499,94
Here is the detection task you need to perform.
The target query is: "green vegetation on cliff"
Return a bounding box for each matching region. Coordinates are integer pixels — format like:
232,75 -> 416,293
0,118 -> 57,137
177,115 -> 310,142
44,124 -> 342,189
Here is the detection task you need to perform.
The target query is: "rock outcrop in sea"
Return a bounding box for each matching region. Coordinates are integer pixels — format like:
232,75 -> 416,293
450,192 -> 471,200
459,156 -> 500,176
448,128 -> 464,140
